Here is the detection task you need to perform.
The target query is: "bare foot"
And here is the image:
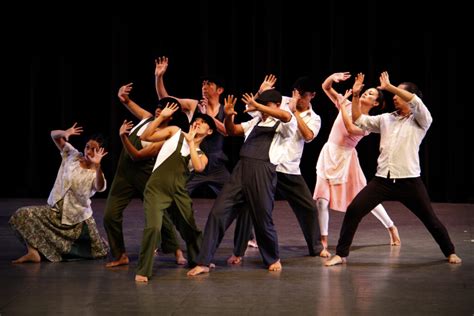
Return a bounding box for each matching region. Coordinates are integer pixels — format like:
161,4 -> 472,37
388,226 -> 401,246
268,260 -> 282,271
135,274 -> 148,283
227,255 -> 242,264
247,239 -> 258,248
324,255 -> 346,266
187,265 -> 210,276
448,254 -> 462,264
12,248 -> 41,264
106,253 -> 129,268
321,235 -> 328,249
319,248 -> 331,258
175,249 -> 187,265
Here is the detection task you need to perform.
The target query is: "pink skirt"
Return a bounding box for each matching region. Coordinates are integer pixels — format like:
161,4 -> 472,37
313,149 -> 367,212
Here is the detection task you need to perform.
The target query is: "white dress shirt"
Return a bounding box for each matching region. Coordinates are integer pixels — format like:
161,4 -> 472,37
355,95 -> 432,178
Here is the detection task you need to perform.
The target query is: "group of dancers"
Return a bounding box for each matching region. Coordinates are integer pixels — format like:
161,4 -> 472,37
9,57 -> 462,282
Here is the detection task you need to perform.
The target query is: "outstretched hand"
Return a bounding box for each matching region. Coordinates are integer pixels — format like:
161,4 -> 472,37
337,89 -> 352,108
155,56 -> 169,77
259,74 -> 277,93
119,120 -> 133,136
198,98 -> 208,114
64,123 -> 83,141
160,102 -> 180,119
118,83 -> 133,103
87,147 -> 108,166
378,71 -> 390,90
332,72 -> 351,83
224,95 -> 238,116
242,93 -> 258,113
183,121 -> 198,144
352,73 -> 365,95
288,89 -> 301,113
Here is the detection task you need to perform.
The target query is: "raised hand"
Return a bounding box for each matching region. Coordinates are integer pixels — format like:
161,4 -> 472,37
259,74 -> 277,93
183,121 -> 198,144
197,97 -> 208,114
332,72 -> 351,83
87,147 -> 108,166
224,95 -> 237,116
118,83 -> 133,103
64,122 -> 83,141
378,71 -> 390,90
154,56 -> 169,77
337,89 -> 353,108
160,102 -> 179,119
352,73 -> 365,96
289,89 -> 301,113
119,120 -> 134,136
242,93 -> 258,113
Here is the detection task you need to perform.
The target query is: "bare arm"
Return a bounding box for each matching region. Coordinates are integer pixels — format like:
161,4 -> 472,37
243,93 -> 292,123
183,123 -> 208,173
119,120 -> 164,160
223,95 -> 244,136
351,73 -> 365,123
378,71 -> 414,102
339,89 -> 366,135
257,74 -> 277,95
322,72 -> 351,106
289,90 -> 314,141
140,103 -> 181,142
154,56 -> 198,115
118,83 -> 153,120
50,123 -> 84,151
85,147 -> 108,191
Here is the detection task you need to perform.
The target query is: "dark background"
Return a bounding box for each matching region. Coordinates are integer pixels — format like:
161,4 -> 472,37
3,2 -> 472,202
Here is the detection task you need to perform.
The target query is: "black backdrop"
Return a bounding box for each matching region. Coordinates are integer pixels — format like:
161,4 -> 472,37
4,2 -> 472,202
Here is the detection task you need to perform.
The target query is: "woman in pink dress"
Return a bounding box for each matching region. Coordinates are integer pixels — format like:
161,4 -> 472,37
313,72 -> 401,253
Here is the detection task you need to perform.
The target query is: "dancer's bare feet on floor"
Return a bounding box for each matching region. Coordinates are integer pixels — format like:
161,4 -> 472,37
12,246 -> 41,264
321,235 -> 328,250
448,254 -> 462,264
135,274 -> 148,283
227,255 -> 242,264
268,260 -> 282,271
187,265 -> 210,276
247,239 -> 258,248
175,249 -> 187,265
388,226 -> 401,246
106,253 -> 129,267
319,248 -> 331,258
324,255 -> 346,266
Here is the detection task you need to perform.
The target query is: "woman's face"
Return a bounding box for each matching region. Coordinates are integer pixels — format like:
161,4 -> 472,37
360,88 -> 379,107
84,140 -> 100,159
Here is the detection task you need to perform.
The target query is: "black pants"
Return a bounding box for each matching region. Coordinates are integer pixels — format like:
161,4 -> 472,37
336,176 -> 455,257
233,172 -> 323,256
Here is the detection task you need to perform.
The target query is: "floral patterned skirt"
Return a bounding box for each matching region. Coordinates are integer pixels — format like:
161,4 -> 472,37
9,202 -> 108,262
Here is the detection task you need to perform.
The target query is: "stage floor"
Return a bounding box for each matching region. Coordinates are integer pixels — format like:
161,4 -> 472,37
1,198 -> 473,315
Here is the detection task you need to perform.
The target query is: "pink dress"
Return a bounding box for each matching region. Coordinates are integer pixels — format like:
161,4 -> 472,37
313,102 -> 369,212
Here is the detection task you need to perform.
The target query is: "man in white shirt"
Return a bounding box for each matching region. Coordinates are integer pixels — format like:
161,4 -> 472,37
326,71 -> 462,266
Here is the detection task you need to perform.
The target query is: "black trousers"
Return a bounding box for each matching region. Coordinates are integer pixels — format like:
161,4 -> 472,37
196,158 -> 280,266
233,172 -> 323,256
336,176 -> 455,257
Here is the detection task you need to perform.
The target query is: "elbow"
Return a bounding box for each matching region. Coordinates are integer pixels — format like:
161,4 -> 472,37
282,113 -> 292,123
194,164 -> 206,173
